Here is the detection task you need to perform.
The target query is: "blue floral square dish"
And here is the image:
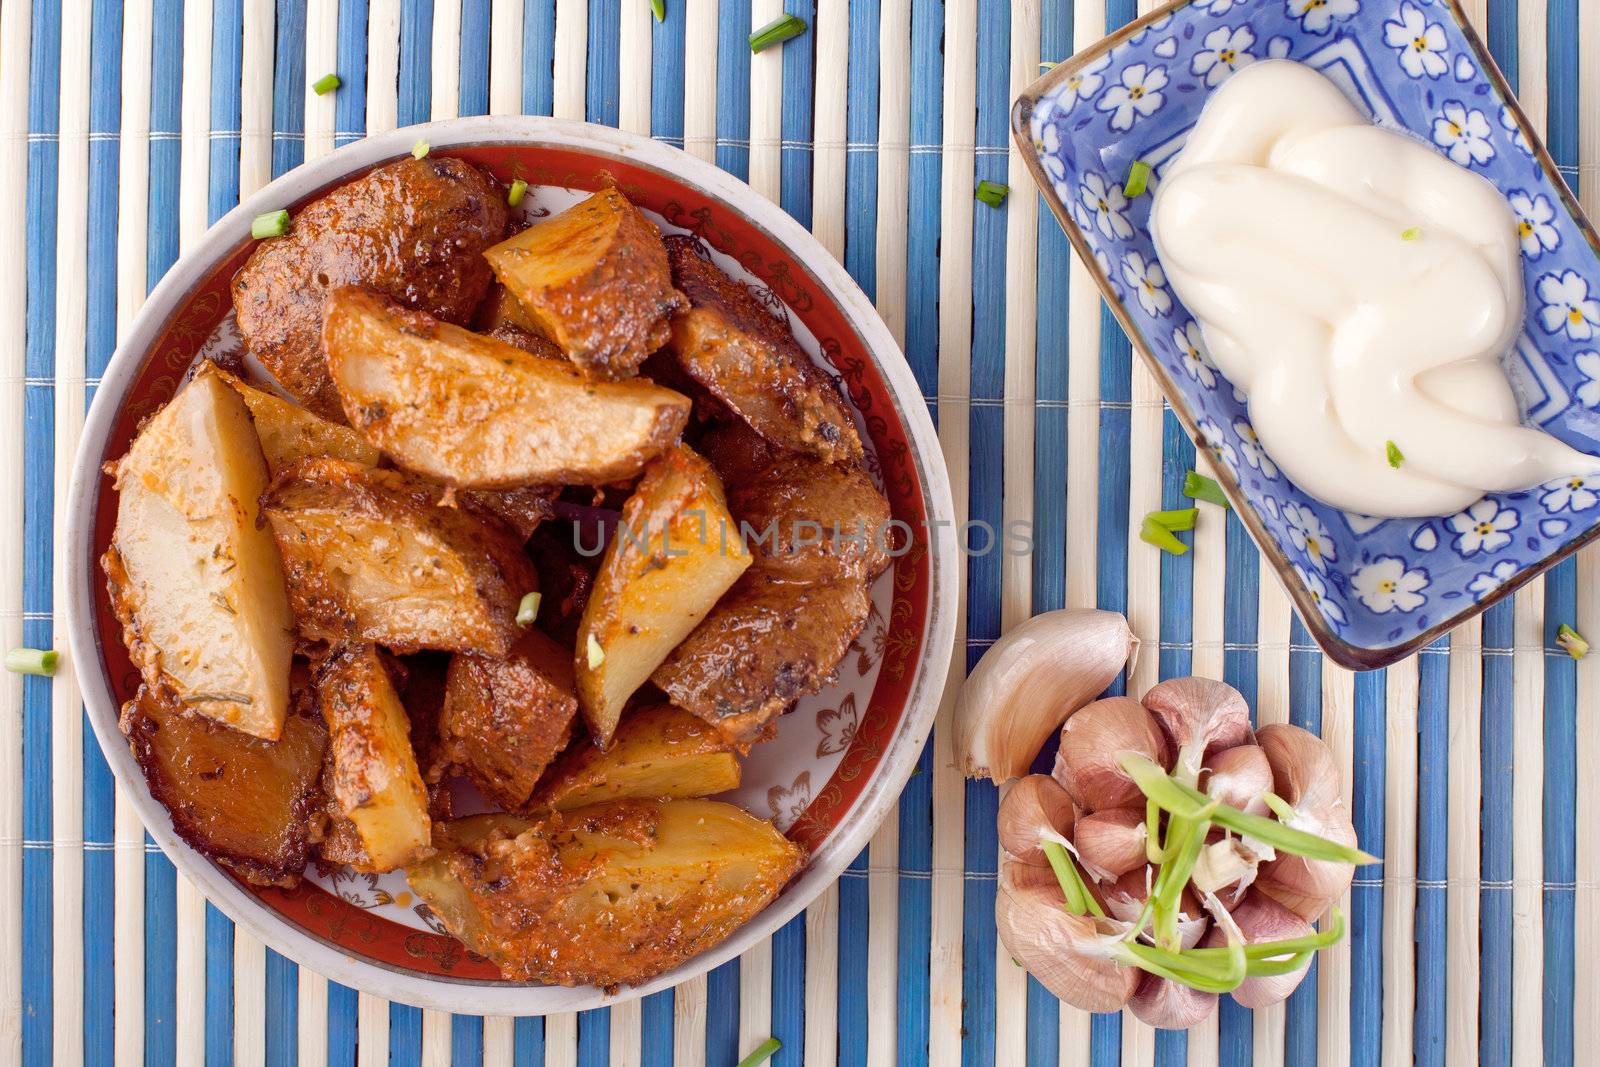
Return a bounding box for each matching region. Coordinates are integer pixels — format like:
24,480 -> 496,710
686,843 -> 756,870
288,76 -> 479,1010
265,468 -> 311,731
1012,0 -> 1600,670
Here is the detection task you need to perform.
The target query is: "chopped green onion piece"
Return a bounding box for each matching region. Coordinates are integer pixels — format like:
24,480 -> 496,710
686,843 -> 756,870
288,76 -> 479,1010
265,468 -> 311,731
650,0 -> 666,20
586,634 -> 605,669
5,648 -> 57,676
1146,507 -> 1198,533
1182,470 -> 1230,509
1040,60 -> 1058,70
507,178 -> 529,207
312,73 -> 342,95
749,13 -> 807,52
1261,790 -> 1297,823
1386,440 -> 1404,468
412,139 -> 431,159
1557,623 -> 1589,660
1401,226 -> 1422,241
1042,840 -> 1105,918
250,210 -> 290,239
515,592 -> 541,627
1124,159 -> 1152,198
1139,516 -> 1189,555
1187,908 -> 1346,962
735,1037 -> 782,1067
975,180 -> 1010,207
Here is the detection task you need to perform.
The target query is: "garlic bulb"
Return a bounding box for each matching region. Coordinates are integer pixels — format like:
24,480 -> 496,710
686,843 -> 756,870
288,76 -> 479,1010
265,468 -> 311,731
1254,724 -> 1359,921
1072,808 -> 1148,883
1203,892 -> 1314,1008
995,880 -> 1141,1013
998,775 -> 1075,865
1200,744 -> 1273,817
1142,676 -> 1252,786
1053,697 -> 1169,811
1129,972 -> 1219,1029
955,609 -> 1139,783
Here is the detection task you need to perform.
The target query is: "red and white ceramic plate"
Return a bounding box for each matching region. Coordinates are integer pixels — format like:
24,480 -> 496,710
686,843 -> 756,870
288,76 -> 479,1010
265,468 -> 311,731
64,118 -> 959,1015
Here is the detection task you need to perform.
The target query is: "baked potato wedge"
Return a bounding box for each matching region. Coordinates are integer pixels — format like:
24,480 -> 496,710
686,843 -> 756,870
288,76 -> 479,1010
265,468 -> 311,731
122,684 -> 326,887
530,703 -> 741,812
575,446 -> 752,746
439,628 -> 580,809
316,644 -> 432,872
482,188 -> 687,378
727,453 -> 891,583
232,155 -> 507,419
103,362 -> 295,739
405,799 -> 804,987
652,572 -> 873,745
322,286 -> 691,487
262,457 -> 536,656
211,364 -> 380,474
663,235 -> 862,465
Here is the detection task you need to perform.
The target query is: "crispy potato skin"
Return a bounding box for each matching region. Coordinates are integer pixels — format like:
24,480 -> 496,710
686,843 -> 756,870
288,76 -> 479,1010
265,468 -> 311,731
726,453 -> 891,584
232,156 -> 507,419
575,446 -> 752,746
316,644 -> 433,871
210,364 -> 381,474
105,364 -> 294,739
262,457 -> 537,656
652,572 -> 872,745
439,629 -> 579,809
663,236 -> 862,465
323,287 -> 691,487
122,685 -> 326,887
484,188 -> 687,378
530,703 -> 741,812
405,800 -> 804,987
456,484 -> 558,543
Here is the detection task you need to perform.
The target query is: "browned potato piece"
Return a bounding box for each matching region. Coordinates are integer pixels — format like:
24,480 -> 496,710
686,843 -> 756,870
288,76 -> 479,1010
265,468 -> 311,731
121,685 -> 326,887
696,417 -> 786,487
104,363 -> 294,739
262,457 -> 537,656
232,155 -> 507,419
575,446 -> 752,746
483,188 -> 687,378
317,644 -> 432,871
439,629 -> 579,809
727,453 -> 891,583
663,236 -> 862,465
530,703 -> 741,812
652,572 -> 872,745
405,799 -> 804,987
210,365 -> 380,474
323,287 -> 691,487
457,485 -> 558,543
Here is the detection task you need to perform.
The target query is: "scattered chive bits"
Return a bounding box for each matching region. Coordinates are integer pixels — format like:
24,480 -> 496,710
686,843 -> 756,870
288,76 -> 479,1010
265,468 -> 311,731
1182,469 -> 1230,509
1040,60 -> 1058,70
650,0 -> 666,19
1123,159 -> 1152,198
507,178 -> 529,207
515,591 -> 542,627
1139,515 -> 1190,555
5,647 -> 57,677
586,633 -> 606,668
735,1037 -> 782,1067
1385,440 -> 1404,468
311,72 -> 342,95
1401,226 -> 1423,241
975,180 -> 1010,207
1557,623 -> 1589,660
749,12 -> 807,52
250,209 -> 291,239
412,139 -> 431,160
1146,507 -> 1199,533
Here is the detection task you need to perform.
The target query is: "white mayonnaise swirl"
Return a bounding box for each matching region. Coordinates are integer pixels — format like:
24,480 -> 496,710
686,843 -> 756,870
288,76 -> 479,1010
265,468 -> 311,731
1150,59 -> 1599,518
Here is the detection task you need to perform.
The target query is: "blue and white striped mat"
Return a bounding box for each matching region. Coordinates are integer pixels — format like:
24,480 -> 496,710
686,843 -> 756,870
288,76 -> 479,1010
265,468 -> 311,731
3,0 -> 1596,1064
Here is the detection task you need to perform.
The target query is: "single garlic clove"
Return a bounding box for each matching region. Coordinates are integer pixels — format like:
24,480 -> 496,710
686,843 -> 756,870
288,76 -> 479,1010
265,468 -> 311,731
1190,836 -> 1267,899
1142,676 -> 1253,785
1072,807 -> 1148,882
1255,723 -> 1359,921
998,775 -> 1076,865
1200,744 -> 1273,816
1000,857 -> 1064,896
995,880 -> 1141,1013
1205,892 -> 1315,1008
1128,972 -> 1219,1029
955,609 -> 1139,784
1053,697 -> 1169,811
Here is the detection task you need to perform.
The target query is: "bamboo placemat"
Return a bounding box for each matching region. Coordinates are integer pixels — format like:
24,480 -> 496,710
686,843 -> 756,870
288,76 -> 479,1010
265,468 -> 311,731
3,0 -> 1597,1064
